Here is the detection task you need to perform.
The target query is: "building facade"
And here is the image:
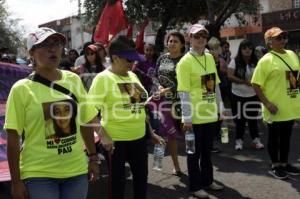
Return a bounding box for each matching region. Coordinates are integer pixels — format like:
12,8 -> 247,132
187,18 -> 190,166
262,0 -> 300,54
39,16 -> 92,53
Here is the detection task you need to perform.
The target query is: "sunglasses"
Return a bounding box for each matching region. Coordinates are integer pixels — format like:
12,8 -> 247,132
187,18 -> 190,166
86,52 -> 95,56
274,34 -> 287,41
34,40 -> 63,49
241,46 -> 253,50
192,33 -> 209,39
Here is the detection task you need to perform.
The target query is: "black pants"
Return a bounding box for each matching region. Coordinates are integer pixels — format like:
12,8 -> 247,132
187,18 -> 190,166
231,94 -> 260,140
187,122 -> 216,192
267,120 -> 294,164
106,136 -> 148,199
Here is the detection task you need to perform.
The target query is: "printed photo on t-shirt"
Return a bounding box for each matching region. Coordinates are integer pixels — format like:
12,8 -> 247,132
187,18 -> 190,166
286,71 -> 300,98
201,73 -> 216,102
42,99 -> 77,139
118,83 -> 147,104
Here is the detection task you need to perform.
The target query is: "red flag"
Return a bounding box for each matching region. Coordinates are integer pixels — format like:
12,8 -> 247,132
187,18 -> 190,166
93,0 -> 129,45
127,24 -> 133,39
135,21 -> 149,54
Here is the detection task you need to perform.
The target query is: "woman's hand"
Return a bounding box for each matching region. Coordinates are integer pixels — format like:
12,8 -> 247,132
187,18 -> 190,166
265,102 -> 278,115
183,122 -> 193,132
11,180 -> 28,199
153,86 -> 172,98
88,160 -> 100,182
151,131 -> 166,146
99,127 -> 115,154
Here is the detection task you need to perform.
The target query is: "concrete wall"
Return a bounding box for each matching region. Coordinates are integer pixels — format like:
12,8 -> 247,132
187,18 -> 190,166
269,0 -> 293,11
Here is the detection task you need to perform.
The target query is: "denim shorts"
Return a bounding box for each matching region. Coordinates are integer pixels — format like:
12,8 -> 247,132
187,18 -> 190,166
24,174 -> 88,199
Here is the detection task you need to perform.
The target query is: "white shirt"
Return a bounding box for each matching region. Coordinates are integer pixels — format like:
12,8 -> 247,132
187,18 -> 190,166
74,55 -> 86,67
228,59 -> 256,97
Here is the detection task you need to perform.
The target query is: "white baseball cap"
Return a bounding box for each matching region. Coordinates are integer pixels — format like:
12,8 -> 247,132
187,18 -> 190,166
27,27 -> 66,51
188,24 -> 209,35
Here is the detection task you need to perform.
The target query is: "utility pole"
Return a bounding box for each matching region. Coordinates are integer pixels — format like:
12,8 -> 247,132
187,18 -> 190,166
78,0 -> 84,48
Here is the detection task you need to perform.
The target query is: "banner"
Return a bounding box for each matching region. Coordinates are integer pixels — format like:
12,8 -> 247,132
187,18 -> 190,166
0,62 -> 32,101
0,62 -> 32,182
0,102 -> 10,182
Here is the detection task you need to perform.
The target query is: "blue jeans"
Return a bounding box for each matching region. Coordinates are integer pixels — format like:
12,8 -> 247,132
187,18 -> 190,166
24,174 -> 88,199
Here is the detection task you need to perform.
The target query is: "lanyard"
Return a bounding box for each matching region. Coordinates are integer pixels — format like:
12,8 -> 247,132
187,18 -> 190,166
190,52 -> 207,72
270,52 -> 294,72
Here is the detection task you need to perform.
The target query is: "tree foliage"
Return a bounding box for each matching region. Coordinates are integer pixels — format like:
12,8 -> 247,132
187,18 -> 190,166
83,0 -> 261,51
0,0 -> 24,54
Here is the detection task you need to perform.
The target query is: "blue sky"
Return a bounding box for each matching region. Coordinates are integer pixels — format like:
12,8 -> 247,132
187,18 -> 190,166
6,0 -> 79,34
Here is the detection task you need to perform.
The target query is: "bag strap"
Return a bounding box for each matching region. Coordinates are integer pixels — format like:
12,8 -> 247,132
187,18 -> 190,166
27,73 -> 78,103
270,52 -> 294,72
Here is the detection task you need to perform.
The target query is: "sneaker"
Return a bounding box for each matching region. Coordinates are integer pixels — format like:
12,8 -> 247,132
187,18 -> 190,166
268,167 -> 289,179
283,164 -> 300,176
172,169 -> 184,177
192,189 -> 209,198
251,138 -> 264,149
235,139 -> 243,150
211,147 -> 221,153
209,182 -> 224,191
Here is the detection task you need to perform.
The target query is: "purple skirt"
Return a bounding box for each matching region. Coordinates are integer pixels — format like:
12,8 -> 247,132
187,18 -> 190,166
147,97 -> 182,140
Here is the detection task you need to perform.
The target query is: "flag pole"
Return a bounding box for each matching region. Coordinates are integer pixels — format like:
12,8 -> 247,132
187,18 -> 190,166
78,0 -> 84,48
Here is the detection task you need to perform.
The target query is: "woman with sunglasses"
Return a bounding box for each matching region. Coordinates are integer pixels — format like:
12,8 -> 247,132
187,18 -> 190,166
227,40 -> 264,151
176,24 -> 224,198
4,27 -> 99,199
73,44 -> 105,90
88,35 -> 162,199
252,27 -> 300,179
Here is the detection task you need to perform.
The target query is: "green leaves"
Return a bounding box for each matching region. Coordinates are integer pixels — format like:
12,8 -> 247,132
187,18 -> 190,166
0,0 -> 23,53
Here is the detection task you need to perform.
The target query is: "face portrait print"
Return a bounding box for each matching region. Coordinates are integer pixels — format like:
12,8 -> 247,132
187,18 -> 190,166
201,73 -> 216,93
286,71 -> 300,89
43,99 -> 77,139
201,73 -> 216,103
118,83 -> 147,104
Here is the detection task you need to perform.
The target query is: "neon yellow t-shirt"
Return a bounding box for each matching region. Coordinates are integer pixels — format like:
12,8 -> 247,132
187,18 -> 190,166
251,50 -> 300,122
4,70 -> 97,179
176,52 -> 220,124
88,70 -> 148,141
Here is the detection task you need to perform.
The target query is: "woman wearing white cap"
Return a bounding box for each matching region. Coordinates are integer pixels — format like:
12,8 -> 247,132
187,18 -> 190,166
252,27 -> 300,179
4,27 -> 99,199
176,24 -> 224,198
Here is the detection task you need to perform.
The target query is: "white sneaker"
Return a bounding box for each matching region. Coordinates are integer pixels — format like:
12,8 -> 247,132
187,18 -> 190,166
209,182 -> 224,191
192,189 -> 209,198
235,139 -> 243,150
251,138 -> 264,149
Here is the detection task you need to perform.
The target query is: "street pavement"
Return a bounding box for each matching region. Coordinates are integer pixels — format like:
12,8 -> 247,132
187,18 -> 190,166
87,120 -> 300,199
1,121 -> 300,199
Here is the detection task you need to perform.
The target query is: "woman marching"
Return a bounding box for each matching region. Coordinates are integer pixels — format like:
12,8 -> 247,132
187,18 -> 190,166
227,40 -> 264,151
152,32 -> 186,176
4,27 -> 99,199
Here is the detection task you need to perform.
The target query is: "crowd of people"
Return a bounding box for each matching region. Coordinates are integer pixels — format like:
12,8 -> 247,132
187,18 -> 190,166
3,24 -> 300,199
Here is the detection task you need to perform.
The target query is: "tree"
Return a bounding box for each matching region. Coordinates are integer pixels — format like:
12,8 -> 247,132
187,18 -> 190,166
0,0 -> 24,54
84,0 -> 261,51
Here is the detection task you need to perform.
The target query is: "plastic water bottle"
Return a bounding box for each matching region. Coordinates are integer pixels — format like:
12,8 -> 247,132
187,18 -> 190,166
152,144 -> 165,170
221,121 -> 229,144
185,130 -> 195,154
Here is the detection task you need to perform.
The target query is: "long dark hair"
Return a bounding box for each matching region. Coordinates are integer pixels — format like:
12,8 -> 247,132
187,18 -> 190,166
83,49 -> 104,73
52,99 -> 77,138
144,43 -> 159,62
234,40 -> 258,79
